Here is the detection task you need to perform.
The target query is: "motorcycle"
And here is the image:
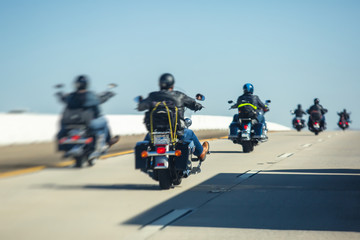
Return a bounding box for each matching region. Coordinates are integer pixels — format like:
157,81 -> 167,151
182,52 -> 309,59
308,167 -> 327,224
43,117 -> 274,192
134,94 -> 206,190
290,111 -> 306,132
55,83 -> 117,167
228,100 -> 270,153
337,115 -> 350,130
308,110 -> 324,135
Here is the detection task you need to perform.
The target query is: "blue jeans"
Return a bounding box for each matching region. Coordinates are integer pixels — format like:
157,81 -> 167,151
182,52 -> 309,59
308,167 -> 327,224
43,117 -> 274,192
144,129 -> 203,157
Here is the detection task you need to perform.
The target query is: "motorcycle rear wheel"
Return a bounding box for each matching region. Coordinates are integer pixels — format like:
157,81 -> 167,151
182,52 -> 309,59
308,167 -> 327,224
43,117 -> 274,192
74,156 -> 85,168
242,141 -> 253,153
158,169 -> 172,190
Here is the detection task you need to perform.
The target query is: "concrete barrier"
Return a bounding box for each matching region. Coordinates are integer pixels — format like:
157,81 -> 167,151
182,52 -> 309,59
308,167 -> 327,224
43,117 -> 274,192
0,113 -> 290,146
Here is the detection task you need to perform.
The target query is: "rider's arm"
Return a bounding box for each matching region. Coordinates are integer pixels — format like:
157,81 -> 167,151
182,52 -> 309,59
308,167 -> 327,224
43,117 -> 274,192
98,91 -> 115,104
55,92 -> 70,104
256,96 -> 268,111
137,95 -> 152,111
183,94 -> 202,111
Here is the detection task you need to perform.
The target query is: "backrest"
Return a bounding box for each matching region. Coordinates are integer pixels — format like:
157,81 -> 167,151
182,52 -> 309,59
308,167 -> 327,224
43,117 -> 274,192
61,108 -> 94,126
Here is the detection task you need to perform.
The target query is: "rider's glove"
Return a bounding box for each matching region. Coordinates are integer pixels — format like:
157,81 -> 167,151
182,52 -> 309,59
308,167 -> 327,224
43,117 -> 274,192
194,103 -> 203,112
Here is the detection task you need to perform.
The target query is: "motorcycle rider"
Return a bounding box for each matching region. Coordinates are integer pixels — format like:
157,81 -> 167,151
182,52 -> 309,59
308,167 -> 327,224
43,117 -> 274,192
229,83 -> 269,139
338,109 -> 351,122
137,73 -> 209,161
291,104 -> 306,126
307,98 -> 328,130
56,75 -> 119,158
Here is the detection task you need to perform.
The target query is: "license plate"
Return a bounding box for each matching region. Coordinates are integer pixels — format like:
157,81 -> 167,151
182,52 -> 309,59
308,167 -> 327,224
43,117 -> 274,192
153,134 -> 170,145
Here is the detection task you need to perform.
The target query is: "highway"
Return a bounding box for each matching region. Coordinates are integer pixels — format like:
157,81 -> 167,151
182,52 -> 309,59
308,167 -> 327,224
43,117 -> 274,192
0,131 -> 359,240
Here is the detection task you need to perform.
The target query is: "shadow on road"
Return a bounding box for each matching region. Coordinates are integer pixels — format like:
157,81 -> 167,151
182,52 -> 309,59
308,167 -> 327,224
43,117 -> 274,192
210,151 -> 243,154
38,183 -> 160,191
124,169 -> 360,232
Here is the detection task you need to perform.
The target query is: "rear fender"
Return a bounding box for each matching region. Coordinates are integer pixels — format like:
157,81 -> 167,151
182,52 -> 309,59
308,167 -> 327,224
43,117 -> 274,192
154,156 -> 169,169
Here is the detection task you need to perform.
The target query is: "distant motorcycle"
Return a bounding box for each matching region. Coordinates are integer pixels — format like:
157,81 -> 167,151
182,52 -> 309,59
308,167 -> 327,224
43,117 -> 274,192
337,115 -> 350,130
134,94 -> 206,190
228,100 -> 270,153
308,110 -> 324,135
290,111 -> 306,132
55,83 -> 117,167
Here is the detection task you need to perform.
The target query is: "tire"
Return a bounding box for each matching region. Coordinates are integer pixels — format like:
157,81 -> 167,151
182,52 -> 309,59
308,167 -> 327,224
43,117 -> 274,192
158,169 -> 172,190
173,177 -> 182,186
74,156 -> 85,168
315,132 -> 319,136
242,141 -> 253,153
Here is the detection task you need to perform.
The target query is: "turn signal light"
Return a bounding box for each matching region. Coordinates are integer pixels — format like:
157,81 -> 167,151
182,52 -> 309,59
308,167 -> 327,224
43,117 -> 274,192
141,151 -> 148,158
156,147 -> 166,154
175,150 -> 182,157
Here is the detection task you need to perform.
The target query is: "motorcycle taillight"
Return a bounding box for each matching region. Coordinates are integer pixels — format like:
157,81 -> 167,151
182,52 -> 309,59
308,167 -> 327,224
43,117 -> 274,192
156,147 -> 166,154
71,135 -> 81,141
297,119 -> 300,123
243,125 -> 248,130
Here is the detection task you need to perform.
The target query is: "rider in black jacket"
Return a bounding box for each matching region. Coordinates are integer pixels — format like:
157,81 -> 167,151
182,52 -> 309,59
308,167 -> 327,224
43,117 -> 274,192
292,104 -> 306,126
229,83 -> 269,138
307,98 -> 328,130
137,73 -> 209,161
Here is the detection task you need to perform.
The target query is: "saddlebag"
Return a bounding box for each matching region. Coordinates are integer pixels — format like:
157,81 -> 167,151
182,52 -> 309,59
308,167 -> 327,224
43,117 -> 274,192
174,142 -> 192,170
135,141 -> 150,169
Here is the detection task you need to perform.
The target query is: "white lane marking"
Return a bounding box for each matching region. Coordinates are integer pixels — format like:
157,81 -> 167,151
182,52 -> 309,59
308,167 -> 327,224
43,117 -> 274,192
238,170 -> 259,180
302,143 -> 312,148
318,139 -> 323,142
128,209 -> 192,240
278,153 -> 294,158
327,135 -> 332,138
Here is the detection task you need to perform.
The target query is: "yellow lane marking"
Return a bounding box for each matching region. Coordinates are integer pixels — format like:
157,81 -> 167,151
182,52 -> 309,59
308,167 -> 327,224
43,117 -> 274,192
100,150 -> 134,159
0,135 -> 227,179
55,160 -> 75,167
0,166 -> 46,179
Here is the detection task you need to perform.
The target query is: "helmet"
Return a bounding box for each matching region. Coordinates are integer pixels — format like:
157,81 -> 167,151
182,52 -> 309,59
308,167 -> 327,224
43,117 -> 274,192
243,83 -> 254,94
75,75 -> 89,90
297,104 -> 302,109
314,98 -> 320,104
159,73 -> 175,90
343,108 -> 347,113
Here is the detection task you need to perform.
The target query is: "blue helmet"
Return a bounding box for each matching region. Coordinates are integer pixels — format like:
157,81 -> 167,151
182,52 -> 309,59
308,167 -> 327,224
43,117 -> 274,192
243,83 -> 254,94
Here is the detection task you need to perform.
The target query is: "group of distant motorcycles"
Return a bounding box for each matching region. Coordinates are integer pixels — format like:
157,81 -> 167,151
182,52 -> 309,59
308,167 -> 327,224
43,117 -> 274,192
291,108 -> 351,135
53,82 -> 351,190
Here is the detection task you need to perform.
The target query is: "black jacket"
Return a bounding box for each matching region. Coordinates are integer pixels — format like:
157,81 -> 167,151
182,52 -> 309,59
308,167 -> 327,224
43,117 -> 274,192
231,93 -> 267,112
138,89 -> 202,127
307,104 -> 328,115
293,108 -> 306,118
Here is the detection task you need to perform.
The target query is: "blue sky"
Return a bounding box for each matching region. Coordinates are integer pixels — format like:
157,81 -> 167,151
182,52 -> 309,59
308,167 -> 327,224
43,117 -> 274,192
0,0 -> 359,129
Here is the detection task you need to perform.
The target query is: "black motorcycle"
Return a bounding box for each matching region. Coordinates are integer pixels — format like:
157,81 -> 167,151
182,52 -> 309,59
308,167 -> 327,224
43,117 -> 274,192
55,83 -> 117,167
290,111 -> 306,132
308,110 -> 324,135
134,94 -> 206,190
228,100 -> 270,153
338,115 -> 350,130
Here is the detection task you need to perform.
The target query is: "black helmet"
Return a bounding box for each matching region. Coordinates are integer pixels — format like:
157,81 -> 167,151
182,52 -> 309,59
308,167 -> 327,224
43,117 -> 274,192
243,83 -> 254,94
75,75 -> 89,90
297,104 -> 302,109
314,98 -> 320,104
159,73 -> 175,90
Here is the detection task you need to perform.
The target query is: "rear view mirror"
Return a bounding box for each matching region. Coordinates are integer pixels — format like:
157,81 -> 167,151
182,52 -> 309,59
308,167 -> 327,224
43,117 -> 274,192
228,100 -> 234,104
196,94 -> 205,101
54,84 -> 64,89
134,96 -> 143,103
108,83 -> 118,89
265,100 -> 271,103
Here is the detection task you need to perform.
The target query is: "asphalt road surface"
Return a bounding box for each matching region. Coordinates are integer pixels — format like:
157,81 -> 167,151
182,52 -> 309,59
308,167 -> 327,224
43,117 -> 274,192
0,130 -> 359,240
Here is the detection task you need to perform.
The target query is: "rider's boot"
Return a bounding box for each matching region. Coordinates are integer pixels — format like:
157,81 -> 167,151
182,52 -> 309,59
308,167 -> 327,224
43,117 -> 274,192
198,141 -> 209,162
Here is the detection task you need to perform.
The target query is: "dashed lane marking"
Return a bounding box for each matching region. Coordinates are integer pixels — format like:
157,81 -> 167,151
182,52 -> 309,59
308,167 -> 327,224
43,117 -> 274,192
278,153 -> 294,158
302,143 -> 312,148
126,209 -> 193,240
